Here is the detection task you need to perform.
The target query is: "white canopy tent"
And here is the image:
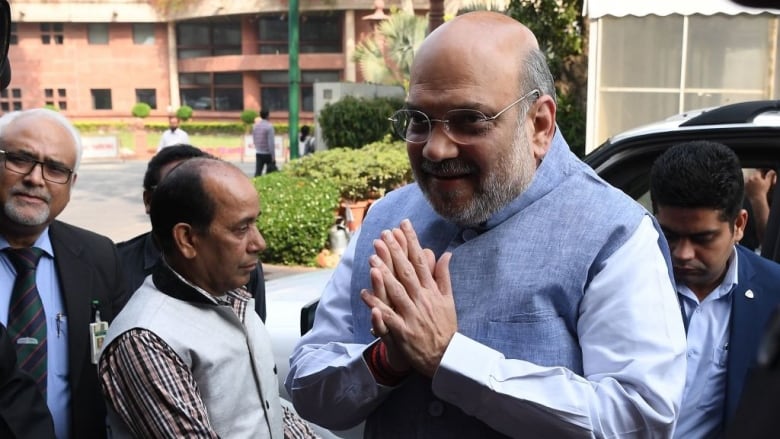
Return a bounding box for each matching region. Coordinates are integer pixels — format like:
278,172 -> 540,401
584,0 -> 780,152
585,0 -> 780,18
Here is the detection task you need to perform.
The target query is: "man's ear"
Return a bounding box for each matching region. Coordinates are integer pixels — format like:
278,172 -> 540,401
172,223 -> 198,259
528,94 -> 556,162
143,190 -> 153,215
734,208 -> 749,242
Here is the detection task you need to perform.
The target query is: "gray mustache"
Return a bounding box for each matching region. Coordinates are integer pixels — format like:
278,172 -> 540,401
421,159 -> 477,176
12,189 -> 51,203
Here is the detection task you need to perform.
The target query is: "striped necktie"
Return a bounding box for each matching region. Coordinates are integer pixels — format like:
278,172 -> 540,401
5,247 -> 47,395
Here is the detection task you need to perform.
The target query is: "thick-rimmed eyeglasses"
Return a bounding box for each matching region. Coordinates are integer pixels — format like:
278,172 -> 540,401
0,149 -> 74,184
388,89 -> 541,144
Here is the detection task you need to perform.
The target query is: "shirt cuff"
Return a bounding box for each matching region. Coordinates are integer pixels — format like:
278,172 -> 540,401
431,333 -> 504,411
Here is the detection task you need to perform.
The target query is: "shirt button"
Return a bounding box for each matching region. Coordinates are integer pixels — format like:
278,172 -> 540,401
428,400 -> 444,417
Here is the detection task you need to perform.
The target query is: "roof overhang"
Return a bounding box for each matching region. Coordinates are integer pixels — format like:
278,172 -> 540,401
585,0 -> 780,18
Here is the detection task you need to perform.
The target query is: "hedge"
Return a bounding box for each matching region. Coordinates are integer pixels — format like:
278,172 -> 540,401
284,136 -> 412,201
72,120 -> 290,136
254,172 -> 341,266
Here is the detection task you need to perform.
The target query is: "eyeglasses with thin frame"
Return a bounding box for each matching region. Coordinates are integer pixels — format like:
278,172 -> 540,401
0,149 -> 74,184
388,89 -> 541,144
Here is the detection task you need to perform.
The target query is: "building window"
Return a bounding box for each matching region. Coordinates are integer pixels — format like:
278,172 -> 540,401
133,23 -> 155,45
87,23 -> 109,45
0,88 -> 22,112
91,89 -> 112,110
176,18 -> 241,59
41,23 -> 64,45
258,13 -> 342,55
179,72 -> 243,111
136,88 -> 157,109
44,88 -> 68,111
591,14 -> 775,150
9,23 -> 17,45
260,70 -> 340,112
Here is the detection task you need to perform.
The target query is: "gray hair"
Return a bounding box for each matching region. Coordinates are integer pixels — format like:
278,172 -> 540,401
518,48 -> 556,115
0,109 -> 83,171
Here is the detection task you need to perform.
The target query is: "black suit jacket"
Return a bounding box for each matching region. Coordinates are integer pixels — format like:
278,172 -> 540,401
0,323 -> 55,439
49,221 -> 129,439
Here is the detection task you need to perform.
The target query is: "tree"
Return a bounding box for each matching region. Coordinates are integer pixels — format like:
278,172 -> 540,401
353,11 -> 428,90
505,0 -> 588,157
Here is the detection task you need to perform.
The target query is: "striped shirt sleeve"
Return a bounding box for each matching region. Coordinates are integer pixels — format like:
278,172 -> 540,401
98,329 -> 219,438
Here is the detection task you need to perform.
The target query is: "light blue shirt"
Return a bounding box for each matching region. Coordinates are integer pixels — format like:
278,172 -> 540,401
673,247 -> 737,439
1,229 -> 71,439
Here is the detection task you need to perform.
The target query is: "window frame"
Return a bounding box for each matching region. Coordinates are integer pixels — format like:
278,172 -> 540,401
179,72 -> 244,111
257,12 -> 343,55
91,89 -> 113,110
175,18 -> 242,59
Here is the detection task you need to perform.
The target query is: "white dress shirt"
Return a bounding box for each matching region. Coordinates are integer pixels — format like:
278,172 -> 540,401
157,128 -> 190,151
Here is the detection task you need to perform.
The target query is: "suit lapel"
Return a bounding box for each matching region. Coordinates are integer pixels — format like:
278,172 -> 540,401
727,247 -> 761,421
49,221 -> 92,393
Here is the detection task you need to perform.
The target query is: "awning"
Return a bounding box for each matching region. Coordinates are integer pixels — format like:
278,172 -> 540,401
585,0 -> 780,19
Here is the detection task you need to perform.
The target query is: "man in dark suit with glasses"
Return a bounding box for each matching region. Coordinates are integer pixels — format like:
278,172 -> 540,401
0,16 -> 128,435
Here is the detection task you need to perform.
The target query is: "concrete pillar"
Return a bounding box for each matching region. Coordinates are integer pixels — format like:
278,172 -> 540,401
344,10 -> 356,82
167,21 -> 180,112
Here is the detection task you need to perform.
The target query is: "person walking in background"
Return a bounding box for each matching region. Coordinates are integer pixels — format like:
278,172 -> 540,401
649,141 -> 780,438
117,144 -> 267,321
157,116 -> 190,152
0,109 -> 128,438
253,109 -> 276,176
300,125 -> 316,156
286,11 -> 686,438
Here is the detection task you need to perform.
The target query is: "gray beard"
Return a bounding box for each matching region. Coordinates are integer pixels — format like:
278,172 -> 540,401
4,189 -> 52,226
418,126 -> 535,227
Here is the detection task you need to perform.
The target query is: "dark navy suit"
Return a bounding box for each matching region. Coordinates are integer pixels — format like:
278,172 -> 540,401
723,245 -> 780,424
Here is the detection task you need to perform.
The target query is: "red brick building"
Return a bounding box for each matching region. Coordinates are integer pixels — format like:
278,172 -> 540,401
5,0 -> 419,123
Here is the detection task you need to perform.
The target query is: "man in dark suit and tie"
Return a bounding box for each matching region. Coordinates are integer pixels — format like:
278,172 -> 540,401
0,108 -> 128,438
650,140 -> 780,438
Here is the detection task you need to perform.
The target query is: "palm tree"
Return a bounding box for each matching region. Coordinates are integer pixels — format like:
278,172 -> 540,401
353,12 -> 428,90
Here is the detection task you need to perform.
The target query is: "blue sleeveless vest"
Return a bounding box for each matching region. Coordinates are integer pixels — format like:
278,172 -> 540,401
349,130 -> 666,437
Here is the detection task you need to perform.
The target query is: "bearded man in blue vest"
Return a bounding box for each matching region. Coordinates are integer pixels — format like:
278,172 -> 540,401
286,11 -> 687,438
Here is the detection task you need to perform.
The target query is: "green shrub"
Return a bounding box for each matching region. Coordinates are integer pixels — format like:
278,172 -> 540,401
74,121 -> 130,133
318,95 -> 404,149
284,136 -> 413,201
240,109 -> 258,127
176,105 -> 193,121
131,102 -> 152,118
255,172 -> 341,266
43,104 -> 60,112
